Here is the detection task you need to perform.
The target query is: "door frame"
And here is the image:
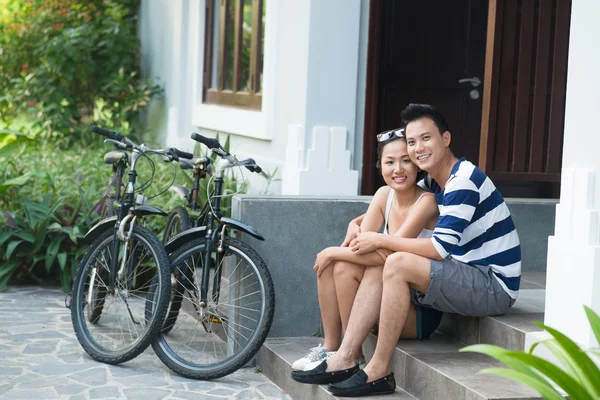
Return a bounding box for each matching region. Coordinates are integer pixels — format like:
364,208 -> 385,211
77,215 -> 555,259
361,0 -> 498,194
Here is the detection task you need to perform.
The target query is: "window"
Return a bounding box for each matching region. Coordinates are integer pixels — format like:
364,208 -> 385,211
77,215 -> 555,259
203,0 -> 265,110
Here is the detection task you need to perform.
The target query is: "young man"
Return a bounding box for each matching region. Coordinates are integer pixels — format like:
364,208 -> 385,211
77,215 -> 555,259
291,103 -> 521,397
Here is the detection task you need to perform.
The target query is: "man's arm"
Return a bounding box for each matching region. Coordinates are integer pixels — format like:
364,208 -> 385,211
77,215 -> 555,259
351,193 -> 442,259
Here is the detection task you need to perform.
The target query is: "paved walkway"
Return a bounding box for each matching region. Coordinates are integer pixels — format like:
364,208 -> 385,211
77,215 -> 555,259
0,286 -> 290,399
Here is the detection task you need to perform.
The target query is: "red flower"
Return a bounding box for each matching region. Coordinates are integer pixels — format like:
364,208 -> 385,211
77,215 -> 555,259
53,23 -> 62,30
28,100 -> 37,106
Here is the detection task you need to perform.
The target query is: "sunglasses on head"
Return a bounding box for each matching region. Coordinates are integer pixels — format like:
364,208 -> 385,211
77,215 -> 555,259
376,128 -> 405,142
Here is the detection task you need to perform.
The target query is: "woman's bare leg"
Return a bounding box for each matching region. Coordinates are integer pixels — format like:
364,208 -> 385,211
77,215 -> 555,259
333,261 -> 366,331
317,263 -> 342,351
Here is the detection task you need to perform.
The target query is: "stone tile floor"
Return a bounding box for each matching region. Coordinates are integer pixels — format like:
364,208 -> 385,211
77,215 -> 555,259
0,286 -> 290,400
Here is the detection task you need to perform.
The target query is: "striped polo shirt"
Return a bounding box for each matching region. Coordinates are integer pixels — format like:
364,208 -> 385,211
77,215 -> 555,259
419,158 -> 521,299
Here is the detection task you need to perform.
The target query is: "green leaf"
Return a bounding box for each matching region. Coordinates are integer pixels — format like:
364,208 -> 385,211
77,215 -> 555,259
57,252 -> 67,271
45,237 -> 64,272
479,368 -> 564,400
14,231 -> 35,243
6,240 -> 24,259
461,345 -> 554,392
537,322 -> 600,398
0,259 -> 19,279
0,260 -> 19,291
506,351 -> 591,399
584,306 -> 600,347
0,172 -> 32,192
0,230 -> 15,248
47,222 -> 63,232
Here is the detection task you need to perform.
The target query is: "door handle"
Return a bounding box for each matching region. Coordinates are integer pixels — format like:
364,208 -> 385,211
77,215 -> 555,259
458,77 -> 482,87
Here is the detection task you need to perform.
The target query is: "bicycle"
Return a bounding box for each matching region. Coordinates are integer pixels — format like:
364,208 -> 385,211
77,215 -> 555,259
152,132 -> 275,380
89,150 -> 128,221
162,156 -> 212,244
69,125 -> 193,364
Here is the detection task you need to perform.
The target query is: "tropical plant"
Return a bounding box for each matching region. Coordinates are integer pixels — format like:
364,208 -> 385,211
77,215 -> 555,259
0,0 -> 161,144
461,306 -> 600,400
0,193 -> 94,291
0,134 -> 244,291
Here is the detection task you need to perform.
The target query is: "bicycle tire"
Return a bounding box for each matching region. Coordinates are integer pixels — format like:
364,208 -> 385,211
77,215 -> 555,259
152,236 -> 275,380
163,206 -> 191,244
70,225 -> 171,364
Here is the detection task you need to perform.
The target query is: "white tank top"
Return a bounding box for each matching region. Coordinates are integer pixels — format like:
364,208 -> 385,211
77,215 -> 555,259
382,188 -> 434,238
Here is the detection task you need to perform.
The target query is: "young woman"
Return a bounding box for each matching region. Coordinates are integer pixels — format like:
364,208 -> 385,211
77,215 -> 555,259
292,128 -> 440,371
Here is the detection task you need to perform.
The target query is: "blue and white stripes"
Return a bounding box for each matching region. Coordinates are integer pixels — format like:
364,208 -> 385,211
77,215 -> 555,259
419,159 -> 521,299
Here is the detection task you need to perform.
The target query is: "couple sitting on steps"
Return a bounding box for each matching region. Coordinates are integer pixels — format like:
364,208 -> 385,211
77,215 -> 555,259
291,103 -> 521,397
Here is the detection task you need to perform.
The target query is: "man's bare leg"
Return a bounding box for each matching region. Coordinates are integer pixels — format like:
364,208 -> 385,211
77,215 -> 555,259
362,252 -> 432,381
317,264 -> 342,351
325,265 -> 384,371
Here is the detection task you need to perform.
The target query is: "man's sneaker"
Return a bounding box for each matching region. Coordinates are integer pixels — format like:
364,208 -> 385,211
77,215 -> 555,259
291,345 -> 328,371
303,353 -> 366,371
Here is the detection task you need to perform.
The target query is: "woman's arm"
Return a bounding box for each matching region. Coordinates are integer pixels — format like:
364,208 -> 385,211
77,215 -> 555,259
314,246 -> 386,276
350,194 -> 441,259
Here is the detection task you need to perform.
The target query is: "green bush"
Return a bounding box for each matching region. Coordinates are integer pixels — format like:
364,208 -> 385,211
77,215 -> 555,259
0,0 -> 161,144
0,135 -> 243,291
461,306 -> 600,400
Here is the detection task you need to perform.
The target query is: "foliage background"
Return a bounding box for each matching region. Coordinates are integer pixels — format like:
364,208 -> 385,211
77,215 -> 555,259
0,0 -> 173,291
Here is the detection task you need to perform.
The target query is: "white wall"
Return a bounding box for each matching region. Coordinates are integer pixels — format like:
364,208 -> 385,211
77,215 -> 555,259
139,0 -> 370,195
543,0 -> 600,348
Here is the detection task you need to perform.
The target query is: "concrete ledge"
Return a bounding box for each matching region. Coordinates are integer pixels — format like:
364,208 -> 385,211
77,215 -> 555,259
232,195 -> 555,337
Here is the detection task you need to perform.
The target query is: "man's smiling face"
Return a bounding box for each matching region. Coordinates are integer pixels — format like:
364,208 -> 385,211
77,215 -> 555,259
405,117 -> 451,172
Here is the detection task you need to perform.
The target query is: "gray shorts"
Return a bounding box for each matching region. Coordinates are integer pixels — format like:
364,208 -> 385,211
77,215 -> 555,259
412,257 -> 515,317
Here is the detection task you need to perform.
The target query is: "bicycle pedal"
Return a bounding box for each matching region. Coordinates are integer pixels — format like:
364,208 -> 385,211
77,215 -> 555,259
65,293 -> 72,309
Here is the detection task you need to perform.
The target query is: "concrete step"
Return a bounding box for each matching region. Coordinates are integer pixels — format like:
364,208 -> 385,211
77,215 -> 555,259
259,334 -> 542,400
257,336 -> 417,400
362,332 -> 541,400
437,288 -> 545,351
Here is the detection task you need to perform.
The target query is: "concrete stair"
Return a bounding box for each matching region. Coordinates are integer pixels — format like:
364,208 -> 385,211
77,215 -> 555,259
257,273 -> 547,400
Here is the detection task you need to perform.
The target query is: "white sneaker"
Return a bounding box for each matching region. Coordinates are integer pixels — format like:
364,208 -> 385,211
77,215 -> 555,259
291,345 -> 329,371
303,351 -> 336,371
304,353 -> 366,371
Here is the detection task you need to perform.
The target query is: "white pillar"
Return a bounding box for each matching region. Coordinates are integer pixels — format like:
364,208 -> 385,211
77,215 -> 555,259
280,0 -> 362,196
543,0 -> 600,348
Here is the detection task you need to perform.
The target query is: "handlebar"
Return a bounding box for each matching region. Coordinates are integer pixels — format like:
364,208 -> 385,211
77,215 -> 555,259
91,125 -> 123,141
170,147 -> 193,160
191,132 -> 222,151
190,132 -> 268,179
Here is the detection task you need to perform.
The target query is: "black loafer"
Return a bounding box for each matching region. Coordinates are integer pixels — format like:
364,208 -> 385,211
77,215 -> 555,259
328,370 -> 396,397
291,360 -> 360,384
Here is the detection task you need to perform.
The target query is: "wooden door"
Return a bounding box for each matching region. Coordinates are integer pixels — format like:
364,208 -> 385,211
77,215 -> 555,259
362,0 -> 488,194
480,0 -> 571,198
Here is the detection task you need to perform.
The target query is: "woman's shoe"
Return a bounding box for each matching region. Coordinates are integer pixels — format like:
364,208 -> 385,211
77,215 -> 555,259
291,344 -> 328,371
304,353 -> 365,371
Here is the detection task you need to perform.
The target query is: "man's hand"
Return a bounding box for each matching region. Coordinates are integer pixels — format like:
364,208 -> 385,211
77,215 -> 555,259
313,247 -> 335,277
341,219 -> 361,247
350,232 -> 382,254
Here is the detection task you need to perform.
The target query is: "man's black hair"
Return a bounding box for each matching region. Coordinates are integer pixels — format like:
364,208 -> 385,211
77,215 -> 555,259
401,103 -> 449,135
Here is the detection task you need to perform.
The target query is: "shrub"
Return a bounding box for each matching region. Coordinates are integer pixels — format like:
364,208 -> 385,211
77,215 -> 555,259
0,135 -> 244,291
0,0 -> 161,144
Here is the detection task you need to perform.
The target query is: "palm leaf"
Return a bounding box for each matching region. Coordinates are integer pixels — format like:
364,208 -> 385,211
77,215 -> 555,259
461,345 -> 553,390
479,368 -> 564,400
584,306 -> 600,347
506,351 -> 591,399
536,322 -> 600,398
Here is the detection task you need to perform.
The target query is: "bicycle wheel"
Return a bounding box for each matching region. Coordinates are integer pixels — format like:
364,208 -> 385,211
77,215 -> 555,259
163,206 -> 191,244
71,225 -> 171,364
152,236 -> 275,380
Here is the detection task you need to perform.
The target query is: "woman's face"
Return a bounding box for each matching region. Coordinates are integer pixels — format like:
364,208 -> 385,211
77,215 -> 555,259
380,139 -> 419,190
